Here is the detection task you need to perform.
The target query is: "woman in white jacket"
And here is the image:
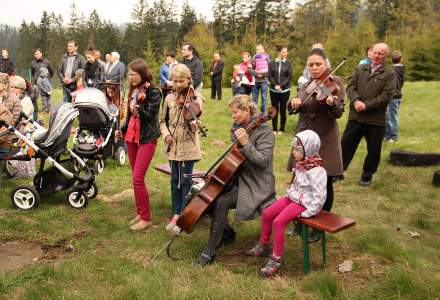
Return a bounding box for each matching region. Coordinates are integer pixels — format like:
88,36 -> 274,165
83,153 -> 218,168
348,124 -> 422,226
246,129 -> 327,277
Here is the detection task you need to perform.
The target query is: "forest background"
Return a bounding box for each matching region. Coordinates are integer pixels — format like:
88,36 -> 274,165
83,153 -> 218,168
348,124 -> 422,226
0,0 -> 440,87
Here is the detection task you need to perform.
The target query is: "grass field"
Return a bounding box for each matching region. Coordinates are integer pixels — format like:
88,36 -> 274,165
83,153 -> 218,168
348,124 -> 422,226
1,82 -> 439,299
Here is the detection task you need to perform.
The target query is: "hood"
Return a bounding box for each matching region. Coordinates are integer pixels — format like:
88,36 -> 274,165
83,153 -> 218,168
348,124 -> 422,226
294,130 -> 321,158
39,67 -> 49,77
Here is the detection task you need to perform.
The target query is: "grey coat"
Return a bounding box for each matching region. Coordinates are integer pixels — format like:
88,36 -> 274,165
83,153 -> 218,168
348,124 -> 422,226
105,61 -> 125,82
234,123 -> 276,221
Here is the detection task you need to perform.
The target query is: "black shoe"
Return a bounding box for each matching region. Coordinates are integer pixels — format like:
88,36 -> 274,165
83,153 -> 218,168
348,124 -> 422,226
308,228 -> 322,243
193,252 -> 215,267
358,179 -> 372,186
359,174 -> 372,186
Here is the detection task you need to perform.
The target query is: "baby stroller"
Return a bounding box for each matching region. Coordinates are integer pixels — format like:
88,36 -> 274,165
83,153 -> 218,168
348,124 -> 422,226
0,104 -> 97,210
72,83 -> 126,174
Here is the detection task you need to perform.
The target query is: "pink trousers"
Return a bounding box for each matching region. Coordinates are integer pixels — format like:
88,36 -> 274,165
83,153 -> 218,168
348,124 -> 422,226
260,196 -> 306,257
126,141 -> 157,221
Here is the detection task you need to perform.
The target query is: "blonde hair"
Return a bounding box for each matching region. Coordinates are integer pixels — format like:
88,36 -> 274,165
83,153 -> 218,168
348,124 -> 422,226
228,94 -> 257,115
170,63 -> 192,81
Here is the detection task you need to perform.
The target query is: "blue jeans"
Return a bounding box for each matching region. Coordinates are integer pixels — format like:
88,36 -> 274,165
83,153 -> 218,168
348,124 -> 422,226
170,160 -> 195,215
385,98 -> 401,141
252,81 -> 268,113
63,86 -> 72,103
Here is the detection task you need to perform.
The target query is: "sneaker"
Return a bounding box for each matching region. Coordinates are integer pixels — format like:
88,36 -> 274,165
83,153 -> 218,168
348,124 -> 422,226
246,242 -> 269,257
260,256 -> 282,277
193,252 -> 215,267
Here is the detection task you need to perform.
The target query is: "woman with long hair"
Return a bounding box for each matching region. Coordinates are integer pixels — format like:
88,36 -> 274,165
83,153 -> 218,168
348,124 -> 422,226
119,58 -> 161,231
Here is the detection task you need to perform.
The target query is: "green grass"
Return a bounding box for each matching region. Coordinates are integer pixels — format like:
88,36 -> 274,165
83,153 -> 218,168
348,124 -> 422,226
1,82 -> 440,299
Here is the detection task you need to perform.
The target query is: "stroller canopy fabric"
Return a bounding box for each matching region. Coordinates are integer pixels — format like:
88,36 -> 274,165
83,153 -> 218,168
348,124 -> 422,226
73,88 -> 112,119
40,103 -> 79,147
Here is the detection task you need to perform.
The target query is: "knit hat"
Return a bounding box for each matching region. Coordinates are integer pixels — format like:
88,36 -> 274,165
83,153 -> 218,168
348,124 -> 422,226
10,76 -> 26,90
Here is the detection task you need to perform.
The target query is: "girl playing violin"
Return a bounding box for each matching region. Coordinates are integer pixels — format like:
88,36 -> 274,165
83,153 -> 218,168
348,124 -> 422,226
194,94 -> 276,267
287,48 -> 345,242
159,64 -> 203,232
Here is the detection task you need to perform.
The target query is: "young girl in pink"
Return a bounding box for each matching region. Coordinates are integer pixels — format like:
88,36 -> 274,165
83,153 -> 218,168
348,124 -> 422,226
246,129 -> 327,277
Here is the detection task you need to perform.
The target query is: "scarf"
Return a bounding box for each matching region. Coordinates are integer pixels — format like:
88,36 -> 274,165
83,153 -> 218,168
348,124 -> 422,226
295,155 -> 325,172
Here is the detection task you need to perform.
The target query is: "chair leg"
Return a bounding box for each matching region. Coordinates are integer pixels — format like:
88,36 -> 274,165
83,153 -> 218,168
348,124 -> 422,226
301,224 -> 311,274
322,232 -> 327,268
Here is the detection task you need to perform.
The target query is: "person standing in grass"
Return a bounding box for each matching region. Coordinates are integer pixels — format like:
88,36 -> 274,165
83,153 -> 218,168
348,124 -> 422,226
267,44 -> 292,135
194,94 -> 275,267
160,64 -> 203,232
341,43 -> 396,187
247,130 -> 327,277
384,50 -> 405,143
287,48 -> 345,242
119,58 -> 161,231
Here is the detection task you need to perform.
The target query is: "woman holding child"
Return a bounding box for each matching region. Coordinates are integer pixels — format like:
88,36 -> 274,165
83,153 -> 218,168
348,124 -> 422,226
119,59 -> 161,231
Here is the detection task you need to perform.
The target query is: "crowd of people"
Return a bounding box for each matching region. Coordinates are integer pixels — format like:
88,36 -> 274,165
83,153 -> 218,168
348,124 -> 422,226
0,39 -> 406,276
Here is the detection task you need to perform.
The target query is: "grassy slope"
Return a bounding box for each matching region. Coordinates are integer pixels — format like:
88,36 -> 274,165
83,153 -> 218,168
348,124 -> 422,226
0,82 -> 439,299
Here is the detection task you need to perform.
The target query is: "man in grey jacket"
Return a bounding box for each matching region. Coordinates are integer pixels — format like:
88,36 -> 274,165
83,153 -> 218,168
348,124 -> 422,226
58,40 -> 86,103
31,48 -> 54,84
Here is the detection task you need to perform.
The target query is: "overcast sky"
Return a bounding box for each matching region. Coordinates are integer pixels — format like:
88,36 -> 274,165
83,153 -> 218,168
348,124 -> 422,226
1,0 -> 214,27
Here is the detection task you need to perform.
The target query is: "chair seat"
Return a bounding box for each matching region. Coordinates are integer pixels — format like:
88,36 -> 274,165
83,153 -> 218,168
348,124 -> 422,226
298,210 -> 356,233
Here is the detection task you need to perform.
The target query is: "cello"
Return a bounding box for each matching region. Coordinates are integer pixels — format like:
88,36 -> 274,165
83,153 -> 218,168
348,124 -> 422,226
152,107 -> 276,260
176,106 -> 277,233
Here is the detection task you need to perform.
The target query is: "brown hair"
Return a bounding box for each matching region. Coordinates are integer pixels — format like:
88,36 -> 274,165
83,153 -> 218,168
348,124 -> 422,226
127,58 -> 156,99
228,94 -> 257,116
391,50 -> 402,64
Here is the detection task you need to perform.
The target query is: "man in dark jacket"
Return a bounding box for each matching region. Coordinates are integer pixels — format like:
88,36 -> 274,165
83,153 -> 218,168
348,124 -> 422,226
31,48 -> 54,84
341,43 -> 397,186
210,52 -> 224,100
384,50 -> 405,142
0,48 -> 15,76
181,42 -> 204,95
58,40 -> 86,103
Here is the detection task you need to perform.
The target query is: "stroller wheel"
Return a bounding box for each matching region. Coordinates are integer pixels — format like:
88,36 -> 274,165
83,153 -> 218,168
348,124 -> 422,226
86,182 -> 99,199
94,159 -> 105,174
11,185 -> 40,210
116,147 -> 126,166
67,189 -> 89,209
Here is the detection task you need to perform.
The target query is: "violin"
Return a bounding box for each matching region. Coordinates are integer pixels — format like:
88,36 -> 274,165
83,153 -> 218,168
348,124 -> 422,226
176,86 -> 202,121
175,107 -> 277,233
288,58 -> 346,114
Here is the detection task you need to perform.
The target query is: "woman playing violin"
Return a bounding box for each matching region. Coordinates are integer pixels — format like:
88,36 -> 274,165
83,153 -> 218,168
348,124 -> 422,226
159,64 -> 203,231
194,94 -> 276,267
287,48 -> 346,242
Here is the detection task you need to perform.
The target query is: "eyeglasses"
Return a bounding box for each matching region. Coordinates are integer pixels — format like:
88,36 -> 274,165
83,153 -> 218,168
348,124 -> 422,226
127,73 -> 139,77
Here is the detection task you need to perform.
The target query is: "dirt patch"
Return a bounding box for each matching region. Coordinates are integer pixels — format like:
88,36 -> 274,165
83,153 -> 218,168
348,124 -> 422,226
0,241 -> 43,273
40,230 -> 86,261
97,188 -> 133,203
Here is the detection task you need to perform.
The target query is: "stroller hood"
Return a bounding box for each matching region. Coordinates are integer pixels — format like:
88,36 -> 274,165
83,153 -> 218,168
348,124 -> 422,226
73,88 -> 112,119
39,103 -> 79,148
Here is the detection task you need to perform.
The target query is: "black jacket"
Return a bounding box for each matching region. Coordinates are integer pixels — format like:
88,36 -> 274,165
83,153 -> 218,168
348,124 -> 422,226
31,58 -> 54,83
0,58 -> 14,75
393,64 -> 405,99
121,86 -> 162,144
210,60 -> 224,81
182,56 -> 204,88
268,59 -> 293,91
58,53 -> 86,83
